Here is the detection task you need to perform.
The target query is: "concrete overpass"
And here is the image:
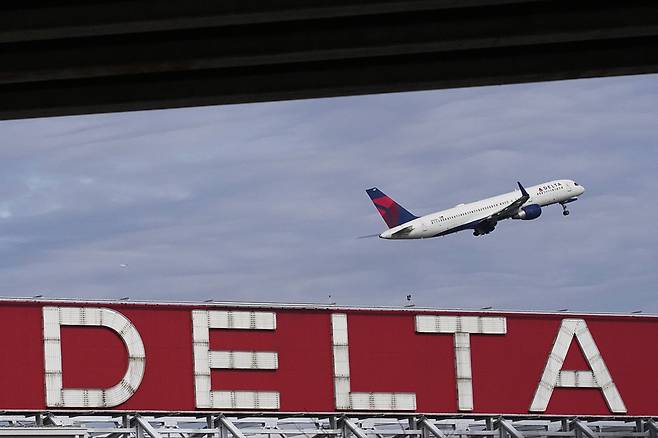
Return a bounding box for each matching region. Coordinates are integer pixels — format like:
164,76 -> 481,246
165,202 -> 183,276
1,1 -> 658,120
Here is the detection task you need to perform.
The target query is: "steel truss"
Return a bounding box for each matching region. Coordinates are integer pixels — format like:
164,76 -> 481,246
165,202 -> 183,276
0,414 -> 656,438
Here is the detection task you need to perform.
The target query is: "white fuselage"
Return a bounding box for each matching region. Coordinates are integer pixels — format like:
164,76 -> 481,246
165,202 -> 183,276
380,179 -> 585,239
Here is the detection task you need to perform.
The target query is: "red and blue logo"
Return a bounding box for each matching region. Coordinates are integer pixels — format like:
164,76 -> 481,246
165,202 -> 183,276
366,188 -> 418,228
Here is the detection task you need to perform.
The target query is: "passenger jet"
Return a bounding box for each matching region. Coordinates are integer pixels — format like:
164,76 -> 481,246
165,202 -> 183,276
366,180 -> 585,239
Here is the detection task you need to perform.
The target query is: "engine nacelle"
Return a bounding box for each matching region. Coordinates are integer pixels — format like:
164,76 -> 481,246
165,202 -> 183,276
512,204 -> 542,220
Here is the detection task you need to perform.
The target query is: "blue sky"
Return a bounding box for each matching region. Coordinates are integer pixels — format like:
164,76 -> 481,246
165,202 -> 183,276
1,74 -> 657,312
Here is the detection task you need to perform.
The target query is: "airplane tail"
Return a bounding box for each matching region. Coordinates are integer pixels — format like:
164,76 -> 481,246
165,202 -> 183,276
366,187 -> 418,228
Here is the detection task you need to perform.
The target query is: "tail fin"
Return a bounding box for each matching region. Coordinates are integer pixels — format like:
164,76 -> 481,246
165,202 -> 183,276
366,187 -> 418,228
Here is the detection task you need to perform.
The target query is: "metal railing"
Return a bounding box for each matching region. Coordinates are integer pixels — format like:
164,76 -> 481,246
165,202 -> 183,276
0,414 -> 656,438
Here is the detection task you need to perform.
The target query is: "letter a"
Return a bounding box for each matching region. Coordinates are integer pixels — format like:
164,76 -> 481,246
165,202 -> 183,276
529,319 -> 626,413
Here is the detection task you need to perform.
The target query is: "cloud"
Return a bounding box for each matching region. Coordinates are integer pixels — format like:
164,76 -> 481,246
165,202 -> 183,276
0,74 -> 657,312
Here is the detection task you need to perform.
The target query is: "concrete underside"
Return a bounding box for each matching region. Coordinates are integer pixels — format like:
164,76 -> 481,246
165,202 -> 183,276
1,1 -> 658,120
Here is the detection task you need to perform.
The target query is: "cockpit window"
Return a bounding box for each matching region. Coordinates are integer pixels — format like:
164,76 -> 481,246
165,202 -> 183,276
574,182 -> 580,186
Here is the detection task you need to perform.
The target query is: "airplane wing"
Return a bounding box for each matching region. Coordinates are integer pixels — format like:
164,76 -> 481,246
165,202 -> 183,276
488,181 -> 530,222
473,182 -> 530,235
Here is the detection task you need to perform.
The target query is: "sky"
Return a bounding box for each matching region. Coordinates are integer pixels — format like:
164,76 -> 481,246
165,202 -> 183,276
0,74 -> 657,313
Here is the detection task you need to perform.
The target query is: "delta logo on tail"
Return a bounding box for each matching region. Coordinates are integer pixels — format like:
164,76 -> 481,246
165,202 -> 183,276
366,180 -> 585,239
366,187 -> 418,228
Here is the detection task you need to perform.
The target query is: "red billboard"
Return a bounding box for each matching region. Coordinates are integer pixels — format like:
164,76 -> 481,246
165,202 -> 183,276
1,299 -> 656,415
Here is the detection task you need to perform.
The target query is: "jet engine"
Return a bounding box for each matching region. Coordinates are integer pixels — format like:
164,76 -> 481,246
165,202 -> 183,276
512,204 -> 542,220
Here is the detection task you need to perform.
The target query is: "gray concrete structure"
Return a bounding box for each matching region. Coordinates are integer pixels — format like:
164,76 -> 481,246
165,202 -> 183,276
1,1 -> 658,120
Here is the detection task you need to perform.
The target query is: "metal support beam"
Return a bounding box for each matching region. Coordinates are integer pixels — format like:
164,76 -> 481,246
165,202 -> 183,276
217,416 -> 228,438
636,420 -> 645,434
419,417 -> 446,438
341,417 -> 370,438
135,415 -> 164,438
497,420 -> 525,438
189,415 -> 219,438
321,416 -> 339,438
0,427 -> 88,436
105,414 -> 131,438
0,413 -> 650,438
208,415 -> 215,430
43,413 -> 62,427
219,415 -> 248,438
572,421 -> 598,438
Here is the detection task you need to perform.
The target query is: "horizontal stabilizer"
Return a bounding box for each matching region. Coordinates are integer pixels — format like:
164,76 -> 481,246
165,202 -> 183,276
391,225 -> 414,237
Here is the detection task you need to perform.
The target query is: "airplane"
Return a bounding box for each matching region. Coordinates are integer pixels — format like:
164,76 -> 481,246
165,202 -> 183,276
366,180 -> 585,239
